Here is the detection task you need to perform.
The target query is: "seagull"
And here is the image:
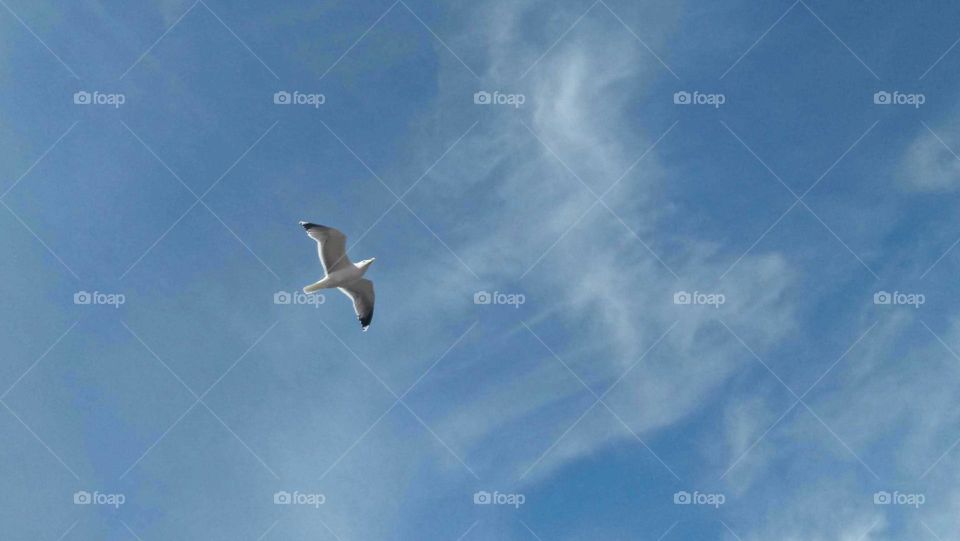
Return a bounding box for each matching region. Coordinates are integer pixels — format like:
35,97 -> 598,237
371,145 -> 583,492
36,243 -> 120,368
299,221 -> 376,331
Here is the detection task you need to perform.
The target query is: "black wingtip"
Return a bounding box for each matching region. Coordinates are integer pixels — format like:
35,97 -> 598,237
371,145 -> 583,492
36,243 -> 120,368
300,221 -> 333,232
359,308 -> 373,331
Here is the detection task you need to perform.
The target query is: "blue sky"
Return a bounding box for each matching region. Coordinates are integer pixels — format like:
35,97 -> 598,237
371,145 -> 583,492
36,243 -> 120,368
4,0 -> 960,539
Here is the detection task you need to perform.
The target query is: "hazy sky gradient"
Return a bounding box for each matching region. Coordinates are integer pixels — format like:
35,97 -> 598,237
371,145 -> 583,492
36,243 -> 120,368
4,1 -> 960,539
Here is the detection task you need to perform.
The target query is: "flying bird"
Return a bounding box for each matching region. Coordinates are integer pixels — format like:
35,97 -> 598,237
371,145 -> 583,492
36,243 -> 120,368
299,221 -> 376,331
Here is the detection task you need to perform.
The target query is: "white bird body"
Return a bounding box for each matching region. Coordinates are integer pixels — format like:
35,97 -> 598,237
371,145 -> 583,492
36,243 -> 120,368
299,221 -> 376,330
302,259 -> 374,293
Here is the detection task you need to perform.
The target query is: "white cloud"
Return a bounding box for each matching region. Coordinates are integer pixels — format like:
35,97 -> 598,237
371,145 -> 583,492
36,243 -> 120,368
403,0 -> 799,484
899,123 -> 960,192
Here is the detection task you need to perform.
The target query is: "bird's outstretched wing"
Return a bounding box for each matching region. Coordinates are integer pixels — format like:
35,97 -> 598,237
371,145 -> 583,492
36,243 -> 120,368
339,279 -> 375,331
301,222 -> 352,274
